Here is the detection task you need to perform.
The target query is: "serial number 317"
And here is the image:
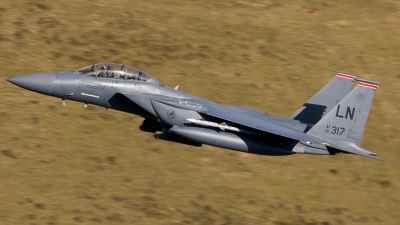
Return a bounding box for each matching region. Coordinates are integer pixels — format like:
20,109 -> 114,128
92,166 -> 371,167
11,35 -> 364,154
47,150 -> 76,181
325,125 -> 345,135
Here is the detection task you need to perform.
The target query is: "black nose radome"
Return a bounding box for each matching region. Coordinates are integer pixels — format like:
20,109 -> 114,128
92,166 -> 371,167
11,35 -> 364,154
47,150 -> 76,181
7,73 -> 56,95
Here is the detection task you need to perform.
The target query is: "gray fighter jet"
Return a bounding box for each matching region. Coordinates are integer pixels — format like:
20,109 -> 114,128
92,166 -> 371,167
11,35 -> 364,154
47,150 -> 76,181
7,63 -> 388,162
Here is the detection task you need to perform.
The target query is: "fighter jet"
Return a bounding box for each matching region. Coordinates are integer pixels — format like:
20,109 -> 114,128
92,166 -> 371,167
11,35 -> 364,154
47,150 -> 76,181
7,63 -> 388,162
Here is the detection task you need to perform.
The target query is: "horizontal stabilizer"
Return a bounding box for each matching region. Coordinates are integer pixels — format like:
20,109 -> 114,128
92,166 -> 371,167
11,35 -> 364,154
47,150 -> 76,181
361,155 -> 393,163
328,142 -> 393,163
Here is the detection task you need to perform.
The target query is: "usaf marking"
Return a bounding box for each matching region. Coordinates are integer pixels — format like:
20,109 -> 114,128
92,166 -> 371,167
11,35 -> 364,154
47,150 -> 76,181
179,100 -> 202,108
325,125 -> 345,135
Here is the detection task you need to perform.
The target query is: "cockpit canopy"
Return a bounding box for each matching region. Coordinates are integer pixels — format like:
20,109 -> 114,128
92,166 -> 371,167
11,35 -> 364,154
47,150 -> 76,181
75,63 -> 158,83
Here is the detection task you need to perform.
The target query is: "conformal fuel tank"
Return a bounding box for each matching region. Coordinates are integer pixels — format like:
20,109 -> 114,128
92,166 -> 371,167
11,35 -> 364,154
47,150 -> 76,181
170,126 -> 293,155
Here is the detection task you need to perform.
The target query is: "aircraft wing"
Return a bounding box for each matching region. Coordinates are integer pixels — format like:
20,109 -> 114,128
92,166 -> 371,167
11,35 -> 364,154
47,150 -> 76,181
201,107 -> 391,163
200,107 -> 325,144
116,93 -> 324,144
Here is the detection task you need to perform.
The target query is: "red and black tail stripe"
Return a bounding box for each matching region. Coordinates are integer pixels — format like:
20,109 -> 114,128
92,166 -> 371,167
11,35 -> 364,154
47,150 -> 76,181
358,82 -> 378,90
336,72 -> 355,80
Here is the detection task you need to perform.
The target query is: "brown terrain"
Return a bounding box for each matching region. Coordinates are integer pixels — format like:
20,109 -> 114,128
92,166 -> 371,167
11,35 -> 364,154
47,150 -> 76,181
1,1 -> 399,224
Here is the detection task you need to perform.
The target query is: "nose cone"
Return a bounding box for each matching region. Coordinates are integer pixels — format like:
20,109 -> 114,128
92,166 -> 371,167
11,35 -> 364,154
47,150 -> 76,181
7,73 -> 56,95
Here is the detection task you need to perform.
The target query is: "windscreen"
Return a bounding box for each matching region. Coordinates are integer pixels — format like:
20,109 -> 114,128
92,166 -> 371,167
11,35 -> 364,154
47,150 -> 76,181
75,63 -> 158,83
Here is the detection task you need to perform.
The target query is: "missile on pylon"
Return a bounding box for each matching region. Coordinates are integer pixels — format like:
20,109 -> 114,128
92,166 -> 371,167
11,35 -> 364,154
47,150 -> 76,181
186,118 -> 255,135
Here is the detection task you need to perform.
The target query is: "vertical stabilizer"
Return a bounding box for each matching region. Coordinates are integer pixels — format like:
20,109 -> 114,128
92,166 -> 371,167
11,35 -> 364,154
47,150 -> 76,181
307,79 -> 379,145
290,72 -> 355,125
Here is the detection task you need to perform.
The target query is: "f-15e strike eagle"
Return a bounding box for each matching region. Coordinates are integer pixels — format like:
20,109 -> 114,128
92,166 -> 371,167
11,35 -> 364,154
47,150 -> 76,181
7,63 -> 388,162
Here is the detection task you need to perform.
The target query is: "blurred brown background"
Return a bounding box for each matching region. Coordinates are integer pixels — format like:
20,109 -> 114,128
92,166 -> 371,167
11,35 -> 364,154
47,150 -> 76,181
1,0 -> 399,224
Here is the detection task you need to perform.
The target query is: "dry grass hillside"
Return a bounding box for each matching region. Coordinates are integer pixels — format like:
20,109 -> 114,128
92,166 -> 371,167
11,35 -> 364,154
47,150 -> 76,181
1,0 -> 400,224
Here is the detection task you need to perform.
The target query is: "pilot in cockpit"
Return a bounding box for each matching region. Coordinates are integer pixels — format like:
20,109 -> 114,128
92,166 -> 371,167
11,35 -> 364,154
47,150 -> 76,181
98,66 -> 107,77
138,71 -> 145,80
106,65 -> 114,78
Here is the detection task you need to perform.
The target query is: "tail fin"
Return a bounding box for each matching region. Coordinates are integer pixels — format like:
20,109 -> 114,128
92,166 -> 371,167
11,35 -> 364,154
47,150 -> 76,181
307,79 -> 379,145
290,72 -> 355,125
